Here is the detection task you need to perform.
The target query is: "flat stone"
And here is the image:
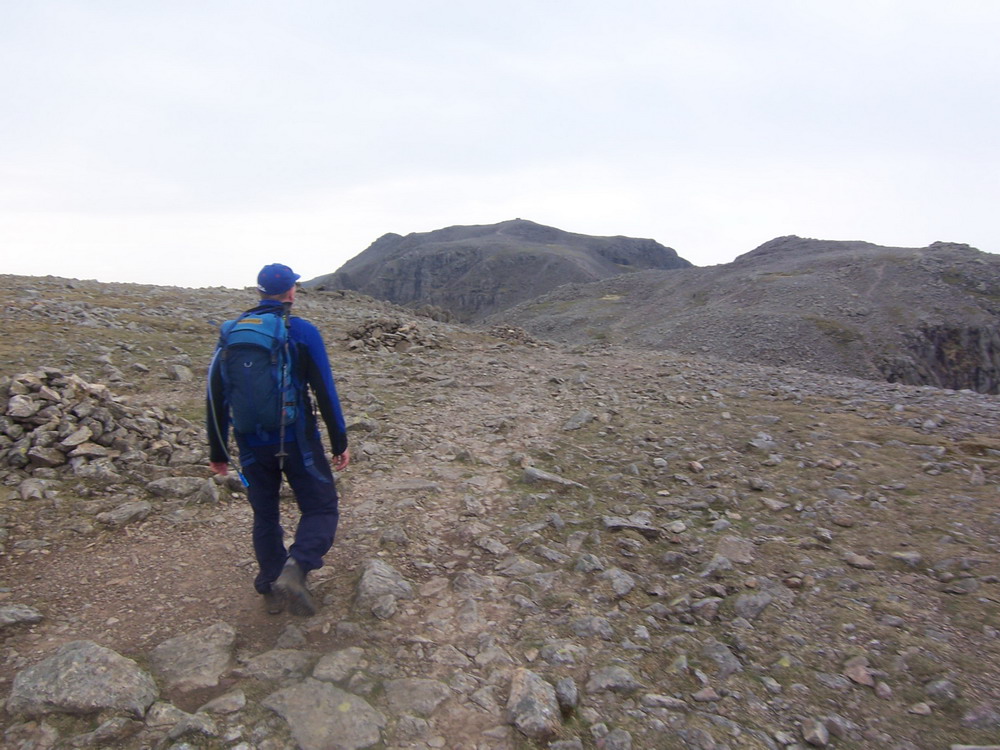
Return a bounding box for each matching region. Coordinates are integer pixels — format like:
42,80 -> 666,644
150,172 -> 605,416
0,604 -> 44,629
314,647 -> 366,684
95,500 -> 152,527
149,622 -> 236,692
384,678 -> 451,717
523,467 -> 586,488
585,666 -> 641,694
263,679 -> 386,750
237,649 -> 317,681
6,641 -> 157,718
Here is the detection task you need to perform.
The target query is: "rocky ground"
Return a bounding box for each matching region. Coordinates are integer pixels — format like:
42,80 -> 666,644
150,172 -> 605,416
1,274 -> 999,750
495,238 -> 1000,394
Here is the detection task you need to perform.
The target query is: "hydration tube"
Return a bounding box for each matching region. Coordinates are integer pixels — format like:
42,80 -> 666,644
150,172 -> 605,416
206,348 -> 250,487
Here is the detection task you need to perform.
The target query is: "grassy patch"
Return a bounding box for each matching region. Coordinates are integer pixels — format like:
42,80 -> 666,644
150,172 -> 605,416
807,316 -> 862,346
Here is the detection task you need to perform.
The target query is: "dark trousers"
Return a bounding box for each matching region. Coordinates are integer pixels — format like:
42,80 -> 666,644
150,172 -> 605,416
239,437 -> 339,594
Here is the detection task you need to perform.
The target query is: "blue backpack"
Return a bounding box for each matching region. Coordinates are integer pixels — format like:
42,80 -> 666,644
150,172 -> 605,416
218,309 -> 299,438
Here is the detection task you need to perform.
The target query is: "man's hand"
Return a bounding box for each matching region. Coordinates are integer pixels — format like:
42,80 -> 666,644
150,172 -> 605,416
209,461 -> 229,477
332,449 -> 350,472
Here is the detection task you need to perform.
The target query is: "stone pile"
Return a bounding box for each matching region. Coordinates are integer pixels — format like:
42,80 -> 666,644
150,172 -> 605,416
0,368 -> 203,481
346,315 -> 439,353
486,324 -> 538,345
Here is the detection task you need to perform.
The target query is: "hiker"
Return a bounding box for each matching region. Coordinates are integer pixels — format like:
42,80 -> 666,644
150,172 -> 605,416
207,263 -> 350,616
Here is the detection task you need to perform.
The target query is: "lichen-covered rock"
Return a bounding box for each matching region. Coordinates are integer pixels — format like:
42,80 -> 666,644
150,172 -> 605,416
6,641 -> 158,718
263,679 -> 386,750
149,622 -> 236,692
506,668 -> 561,740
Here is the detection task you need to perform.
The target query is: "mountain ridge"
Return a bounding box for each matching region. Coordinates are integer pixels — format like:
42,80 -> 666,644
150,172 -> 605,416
304,218 -> 692,321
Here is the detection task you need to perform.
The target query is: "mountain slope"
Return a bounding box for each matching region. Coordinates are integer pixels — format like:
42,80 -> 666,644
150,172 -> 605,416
0,274 -> 999,748
304,219 -> 692,321
493,236 -> 1000,393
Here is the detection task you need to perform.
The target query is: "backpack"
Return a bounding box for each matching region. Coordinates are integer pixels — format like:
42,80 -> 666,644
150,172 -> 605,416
218,308 -> 299,438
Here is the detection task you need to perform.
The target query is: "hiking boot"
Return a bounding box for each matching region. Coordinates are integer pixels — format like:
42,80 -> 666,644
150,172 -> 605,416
272,558 -> 316,617
263,589 -> 285,615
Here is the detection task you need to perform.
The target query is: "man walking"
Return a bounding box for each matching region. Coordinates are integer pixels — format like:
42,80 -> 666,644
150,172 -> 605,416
207,263 -> 349,616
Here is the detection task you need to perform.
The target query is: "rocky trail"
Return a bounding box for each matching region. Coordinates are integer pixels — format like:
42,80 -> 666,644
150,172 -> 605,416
1,275 -> 999,749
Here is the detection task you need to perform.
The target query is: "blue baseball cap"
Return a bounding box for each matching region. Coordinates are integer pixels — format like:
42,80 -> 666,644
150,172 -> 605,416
257,263 -> 300,295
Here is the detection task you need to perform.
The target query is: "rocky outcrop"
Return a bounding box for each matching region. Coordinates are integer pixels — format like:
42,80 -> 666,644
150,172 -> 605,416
6,641 -> 158,718
306,219 -> 692,321
497,236 -> 1000,393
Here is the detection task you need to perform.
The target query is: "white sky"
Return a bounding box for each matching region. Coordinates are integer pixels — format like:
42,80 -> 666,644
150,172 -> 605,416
2,0 -> 999,289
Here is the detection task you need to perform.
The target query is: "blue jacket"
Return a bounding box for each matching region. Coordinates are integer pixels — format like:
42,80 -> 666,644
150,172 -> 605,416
207,300 -> 348,462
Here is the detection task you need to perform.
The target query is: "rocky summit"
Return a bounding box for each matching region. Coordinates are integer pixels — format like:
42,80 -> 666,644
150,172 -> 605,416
1,273 -> 999,750
304,219 -> 692,322
496,236 -> 1000,395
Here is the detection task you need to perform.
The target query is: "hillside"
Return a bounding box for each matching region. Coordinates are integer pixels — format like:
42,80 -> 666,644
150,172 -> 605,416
304,219 -> 692,321
1,274 -> 999,749
494,236 -> 1000,394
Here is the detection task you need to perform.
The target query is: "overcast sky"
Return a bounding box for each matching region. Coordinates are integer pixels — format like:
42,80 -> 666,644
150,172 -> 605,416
2,1 -> 998,289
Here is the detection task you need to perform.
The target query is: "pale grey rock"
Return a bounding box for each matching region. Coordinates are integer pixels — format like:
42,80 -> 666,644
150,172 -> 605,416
562,409 -> 595,431
600,567 -> 636,596
198,689 -> 246,714
890,550 -> 923,567
733,592 -> 773,621
802,717 -> 830,746
602,512 -> 660,539
355,559 -> 414,615
149,622 -> 236,692
716,534 -> 755,563
60,425 -> 93,448
237,649 -> 317,681
843,551 -> 877,569
384,678 -> 451,716
506,668 -> 561,740
313,647 -> 366,684
570,616 -> 614,640
147,476 -> 206,498
574,553 -> 605,573
522,466 -> 586,488
0,604 -> 43,629
371,594 -> 398,619
166,364 -> 194,382
585,666 -> 642,694
7,395 -> 41,419
95,500 -> 151,527
700,553 -> 733,578
194,478 -> 220,504
496,555 -> 545,577
263,679 -> 386,750
6,641 -> 158,718
19,478 -> 54,500
702,637 -> 743,679
144,701 -> 191,728
540,641 -> 589,666
167,712 -> 218,741
555,677 -> 578,711
641,693 -> 689,710
476,536 -> 510,555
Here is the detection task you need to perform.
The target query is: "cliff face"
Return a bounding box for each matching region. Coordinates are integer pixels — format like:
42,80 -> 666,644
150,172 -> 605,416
496,236 -> 1000,394
305,219 -> 692,321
